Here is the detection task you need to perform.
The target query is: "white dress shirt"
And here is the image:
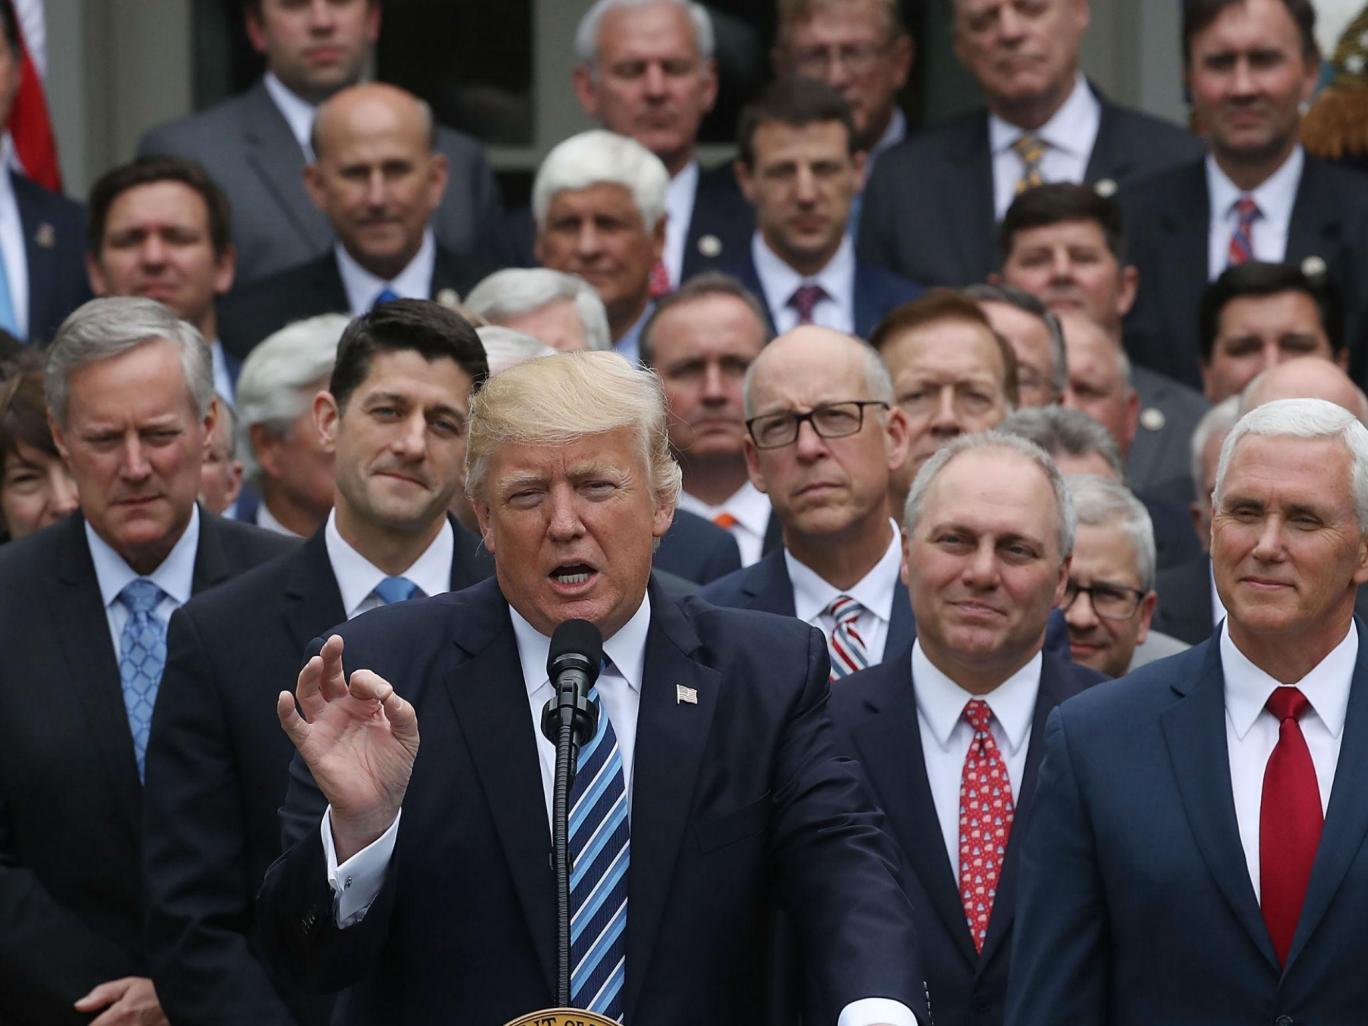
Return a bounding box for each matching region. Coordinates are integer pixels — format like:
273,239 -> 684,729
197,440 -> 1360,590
1221,619 -> 1353,899
752,230 -> 857,336
676,480 -> 773,566
335,228 -> 437,316
255,502 -> 303,539
0,163 -> 29,339
87,505 -> 200,658
1209,559 -> 1228,633
913,640 -> 1040,879
209,338 -> 234,406
786,520 -> 902,665
262,71 -> 317,158
988,73 -> 1101,221
663,160 -> 699,288
322,587 -> 918,1025
1206,146 -> 1304,278
323,509 -> 456,619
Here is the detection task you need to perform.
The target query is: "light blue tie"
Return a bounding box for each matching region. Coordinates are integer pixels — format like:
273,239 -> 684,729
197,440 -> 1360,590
372,287 -> 400,310
372,575 -> 422,605
569,683 -> 629,1017
116,578 -> 167,781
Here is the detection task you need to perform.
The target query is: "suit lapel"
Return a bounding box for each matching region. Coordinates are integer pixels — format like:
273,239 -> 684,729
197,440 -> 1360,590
1152,165 -> 1210,384
1161,640 -> 1279,969
1285,627 -> 1368,970
190,509 -> 234,594
442,584 -> 558,993
741,548 -> 797,617
14,173 -> 56,339
886,579 -> 916,656
1084,92 -> 1140,184
282,532 -> 346,653
50,517 -> 141,837
622,586 -> 720,1020
240,83 -> 331,253
1285,158 -> 1335,264
947,118 -> 997,281
851,658 -> 978,966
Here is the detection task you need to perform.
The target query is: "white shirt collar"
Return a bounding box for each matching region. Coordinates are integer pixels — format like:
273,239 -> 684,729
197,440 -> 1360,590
785,518 -> 901,625
510,590 -> 652,698
335,228 -> 438,317
678,479 -> 772,537
988,72 -> 1099,159
255,501 -> 304,538
86,504 -> 200,609
912,636 -> 1042,756
1206,145 -> 1304,228
1220,616 -> 1355,741
323,509 -> 456,619
262,72 -> 318,157
662,160 -> 700,287
751,230 -> 856,311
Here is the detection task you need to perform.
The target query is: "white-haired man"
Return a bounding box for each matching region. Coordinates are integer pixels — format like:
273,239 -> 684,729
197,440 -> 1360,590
825,431 -> 1102,1026
233,314 -> 348,537
258,350 -> 930,1024
571,0 -> 754,283
0,298 -> 292,1025
532,129 -> 672,363
1011,398 -> 1368,1023
464,267 -> 611,352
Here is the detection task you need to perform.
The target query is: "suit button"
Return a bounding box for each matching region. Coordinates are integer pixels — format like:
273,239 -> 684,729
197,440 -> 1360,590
1275,1016 -> 1293,1026
971,993 -> 990,1013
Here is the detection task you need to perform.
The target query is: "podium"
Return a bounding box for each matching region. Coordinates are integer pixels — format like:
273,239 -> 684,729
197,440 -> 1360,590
505,1011 -> 619,1026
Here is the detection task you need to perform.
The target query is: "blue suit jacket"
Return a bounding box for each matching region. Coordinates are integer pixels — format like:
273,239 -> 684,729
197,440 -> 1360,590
13,171 -> 90,343
830,648 -> 1103,1026
256,576 -> 927,1025
1007,632 -> 1368,1025
653,508 -> 741,585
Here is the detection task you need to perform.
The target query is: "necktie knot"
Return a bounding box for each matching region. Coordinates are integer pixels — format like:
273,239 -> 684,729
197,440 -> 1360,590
1012,132 -> 1046,193
1266,685 -> 1310,723
825,594 -> 863,625
649,258 -> 672,299
372,575 -> 421,605
963,697 -> 995,736
117,578 -> 164,615
1234,195 -> 1261,223
712,511 -> 738,530
372,287 -> 400,310
788,282 -> 828,324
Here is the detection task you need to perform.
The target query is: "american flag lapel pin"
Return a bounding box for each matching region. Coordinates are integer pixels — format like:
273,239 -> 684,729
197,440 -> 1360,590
675,684 -> 698,705
34,223 -> 55,249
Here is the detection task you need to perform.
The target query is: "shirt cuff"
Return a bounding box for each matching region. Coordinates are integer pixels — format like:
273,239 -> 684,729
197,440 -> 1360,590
837,997 -> 919,1026
320,806 -> 402,928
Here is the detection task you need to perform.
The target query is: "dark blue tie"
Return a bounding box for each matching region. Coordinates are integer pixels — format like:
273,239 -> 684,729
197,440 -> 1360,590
372,576 -> 421,604
116,578 -> 167,780
569,683 -> 629,1016
372,287 -> 400,310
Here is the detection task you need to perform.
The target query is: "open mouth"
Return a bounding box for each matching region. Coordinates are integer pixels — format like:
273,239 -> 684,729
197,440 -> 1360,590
550,563 -> 597,589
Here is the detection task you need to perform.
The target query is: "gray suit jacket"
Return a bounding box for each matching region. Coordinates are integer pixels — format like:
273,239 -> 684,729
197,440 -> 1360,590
138,80 -> 501,287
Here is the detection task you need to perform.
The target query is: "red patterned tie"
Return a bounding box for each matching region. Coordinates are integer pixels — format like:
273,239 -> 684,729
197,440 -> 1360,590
649,259 -> 672,299
958,699 -> 1015,952
1260,686 -> 1323,965
824,594 -> 869,681
1227,195 -> 1259,267
788,283 -> 828,325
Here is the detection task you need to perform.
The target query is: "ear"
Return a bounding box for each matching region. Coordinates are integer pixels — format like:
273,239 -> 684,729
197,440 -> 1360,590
890,33 -> 914,87
474,498 -> 495,554
1135,590 -> 1157,643
743,436 -> 769,494
571,64 -> 598,119
734,159 -> 756,205
244,8 -> 268,55
1188,499 -> 1211,555
225,461 -> 245,508
313,391 -> 341,456
47,410 -> 70,464
851,148 -> 867,194
201,398 -> 219,460
884,405 -> 910,474
651,491 -> 676,541
303,163 -> 327,212
364,1 -> 381,45
1337,347 -> 1351,372
1353,528 -> 1368,587
899,525 -> 912,590
425,152 -> 450,214
250,423 -> 284,478
1052,553 -> 1072,609
1121,387 -> 1140,453
698,57 -> 719,115
1116,264 -> 1139,318
213,244 -> 237,297
85,253 -> 107,298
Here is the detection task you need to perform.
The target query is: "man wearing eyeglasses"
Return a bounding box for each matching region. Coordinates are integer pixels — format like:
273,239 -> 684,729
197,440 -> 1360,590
1062,474 -> 1189,678
702,325 -> 915,675
818,430 -> 1103,1026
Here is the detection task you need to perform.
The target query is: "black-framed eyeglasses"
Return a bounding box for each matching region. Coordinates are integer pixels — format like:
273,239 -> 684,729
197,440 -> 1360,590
746,400 -> 889,449
1062,578 -> 1146,621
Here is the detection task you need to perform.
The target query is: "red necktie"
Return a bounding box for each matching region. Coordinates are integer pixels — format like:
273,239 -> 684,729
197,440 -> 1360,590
958,699 -> 1014,952
1227,196 -> 1259,267
1260,686 -> 1323,965
788,283 -> 828,325
649,259 -> 672,299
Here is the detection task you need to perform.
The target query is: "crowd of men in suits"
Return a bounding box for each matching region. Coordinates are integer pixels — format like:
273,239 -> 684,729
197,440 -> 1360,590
2,0 -> 1368,1023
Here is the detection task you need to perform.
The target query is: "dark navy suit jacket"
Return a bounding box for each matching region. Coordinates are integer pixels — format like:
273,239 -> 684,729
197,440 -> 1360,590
1007,631 -> 1368,1025
256,577 -> 927,1024
14,171 -> 90,343
654,508 -> 741,585
829,648 -> 1102,1026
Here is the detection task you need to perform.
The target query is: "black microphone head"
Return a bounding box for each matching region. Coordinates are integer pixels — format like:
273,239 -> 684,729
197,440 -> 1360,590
547,619 -> 604,681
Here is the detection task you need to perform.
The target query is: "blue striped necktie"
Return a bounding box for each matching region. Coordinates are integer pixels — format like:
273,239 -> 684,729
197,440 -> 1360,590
569,682 -> 629,1017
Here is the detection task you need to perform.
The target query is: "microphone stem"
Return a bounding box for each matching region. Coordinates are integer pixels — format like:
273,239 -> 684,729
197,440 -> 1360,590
553,708 -> 576,1007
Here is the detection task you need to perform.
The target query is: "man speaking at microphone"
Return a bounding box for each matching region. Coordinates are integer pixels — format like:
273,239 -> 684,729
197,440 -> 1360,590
258,350 -> 927,1024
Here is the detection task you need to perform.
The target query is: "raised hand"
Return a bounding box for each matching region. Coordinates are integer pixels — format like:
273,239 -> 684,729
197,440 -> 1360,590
74,976 -> 168,1025
277,634 -> 420,861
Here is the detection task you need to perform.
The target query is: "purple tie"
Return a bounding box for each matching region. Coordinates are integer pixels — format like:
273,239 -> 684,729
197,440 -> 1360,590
788,283 -> 828,325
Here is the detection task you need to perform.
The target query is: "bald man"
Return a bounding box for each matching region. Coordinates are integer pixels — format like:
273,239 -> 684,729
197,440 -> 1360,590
219,83 -> 491,359
702,326 -> 917,673
1240,355 -> 1368,422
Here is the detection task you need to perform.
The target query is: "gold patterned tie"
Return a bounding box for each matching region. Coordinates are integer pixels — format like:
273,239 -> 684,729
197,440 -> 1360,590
1013,133 -> 1046,194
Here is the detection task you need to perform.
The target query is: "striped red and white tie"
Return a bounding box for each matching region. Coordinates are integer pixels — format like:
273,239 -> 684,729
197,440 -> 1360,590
1227,195 -> 1260,267
825,594 -> 870,681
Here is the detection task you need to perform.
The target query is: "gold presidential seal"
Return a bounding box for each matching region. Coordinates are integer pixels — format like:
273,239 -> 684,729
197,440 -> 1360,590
504,1010 -> 620,1026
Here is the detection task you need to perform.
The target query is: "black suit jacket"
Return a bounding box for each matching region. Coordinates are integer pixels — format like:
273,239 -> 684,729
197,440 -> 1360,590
828,648 -> 1102,1026
217,246 -> 491,360
13,171 -> 90,343
858,88 -> 1204,287
1007,633 -> 1368,1024
256,577 -> 927,1024
143,520 -> 489,1026
0,510 -> 293,1025
653,508 -> 741,584
1121,154 -> 1368,388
